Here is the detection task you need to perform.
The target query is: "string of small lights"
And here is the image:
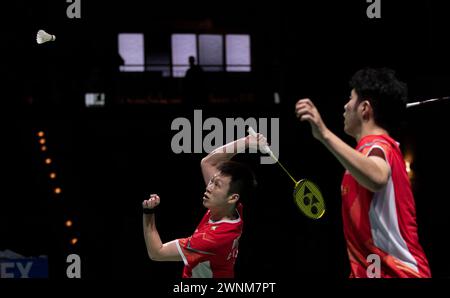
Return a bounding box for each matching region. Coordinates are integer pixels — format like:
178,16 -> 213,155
35,130 -> 79,248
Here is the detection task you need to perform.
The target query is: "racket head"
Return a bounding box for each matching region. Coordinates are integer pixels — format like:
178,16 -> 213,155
293,179 -> 326,219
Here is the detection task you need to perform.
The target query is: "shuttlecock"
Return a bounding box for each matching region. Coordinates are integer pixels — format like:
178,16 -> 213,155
36,30 -> 56,44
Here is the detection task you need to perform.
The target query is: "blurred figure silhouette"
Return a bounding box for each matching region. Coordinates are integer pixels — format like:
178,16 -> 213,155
183,56 -> 207,106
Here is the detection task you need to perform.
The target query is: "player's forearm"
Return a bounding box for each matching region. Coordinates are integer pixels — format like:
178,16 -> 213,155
320,130 -> 388,192
143,214 -> 165,261
201,137 -> 248,167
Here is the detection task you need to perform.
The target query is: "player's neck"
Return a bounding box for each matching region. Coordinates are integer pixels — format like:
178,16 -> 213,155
356,123 -> 388,142
210,208 -> 237,222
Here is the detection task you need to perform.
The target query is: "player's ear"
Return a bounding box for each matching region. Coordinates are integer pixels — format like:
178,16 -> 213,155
360,100 -> 372,120
228,194 -> 239,204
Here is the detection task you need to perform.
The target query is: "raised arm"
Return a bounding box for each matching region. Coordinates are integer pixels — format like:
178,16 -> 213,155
142,194 -> 182,262
200,134 -> 267,185
295,98 -> 390,192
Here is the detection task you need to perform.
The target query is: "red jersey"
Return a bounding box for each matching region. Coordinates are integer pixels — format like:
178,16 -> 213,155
176,203 -> 243,278
341,134 -> 431,278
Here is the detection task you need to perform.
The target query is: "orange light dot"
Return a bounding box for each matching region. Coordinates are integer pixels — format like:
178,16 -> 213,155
45,158 -> 52,164
50,172 -> 56,179
65,220 -> 73,227
54,187 -> 62,194
405,160 -> 414,179
405,161 -> 411,173
39,138 -> 46,144
70,238 -> 78,245
37,131 -> 45,137
41,146 -> 47,152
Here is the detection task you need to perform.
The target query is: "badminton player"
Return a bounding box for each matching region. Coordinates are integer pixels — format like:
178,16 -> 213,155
295,67 -> 431,278
142,134 -> 266,278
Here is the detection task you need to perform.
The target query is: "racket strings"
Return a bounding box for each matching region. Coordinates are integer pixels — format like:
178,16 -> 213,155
294,180 -> 326,219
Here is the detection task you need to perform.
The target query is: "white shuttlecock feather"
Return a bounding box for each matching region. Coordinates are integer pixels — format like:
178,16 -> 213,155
36,30 -> 56,44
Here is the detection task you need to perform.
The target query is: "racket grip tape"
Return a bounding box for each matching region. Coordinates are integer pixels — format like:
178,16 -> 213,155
247,127 -> 271,154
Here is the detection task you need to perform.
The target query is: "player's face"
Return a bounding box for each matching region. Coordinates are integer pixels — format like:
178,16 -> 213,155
343,89 -> 362,138
203,173 -> 233,210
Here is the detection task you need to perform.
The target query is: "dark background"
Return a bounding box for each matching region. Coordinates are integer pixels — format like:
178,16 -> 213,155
1,0 -> 449,291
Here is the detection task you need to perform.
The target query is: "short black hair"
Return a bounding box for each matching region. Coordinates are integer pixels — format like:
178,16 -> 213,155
349,67 -> 407,133
217,161 -> 257,204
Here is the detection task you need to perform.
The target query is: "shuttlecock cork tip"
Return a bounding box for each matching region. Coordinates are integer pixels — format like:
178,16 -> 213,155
36,30 -> 56,44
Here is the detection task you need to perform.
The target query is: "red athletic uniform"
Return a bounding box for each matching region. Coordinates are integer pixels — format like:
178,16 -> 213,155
341,134 -> 431,278
176,203 -> 243,278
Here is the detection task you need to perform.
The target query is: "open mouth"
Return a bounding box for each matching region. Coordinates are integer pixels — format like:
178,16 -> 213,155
203,193 -> 209,200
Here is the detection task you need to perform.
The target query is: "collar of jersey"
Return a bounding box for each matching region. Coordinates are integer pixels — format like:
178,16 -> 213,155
208,209 -> 241,224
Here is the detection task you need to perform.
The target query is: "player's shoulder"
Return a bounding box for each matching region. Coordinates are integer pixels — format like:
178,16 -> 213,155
357,134 -> 396,153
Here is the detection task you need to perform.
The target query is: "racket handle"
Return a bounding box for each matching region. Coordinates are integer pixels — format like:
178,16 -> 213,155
247,127 -> 271,154
247,127 -> 257,137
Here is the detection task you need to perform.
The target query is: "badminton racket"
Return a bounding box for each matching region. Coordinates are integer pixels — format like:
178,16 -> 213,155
248,127 -> 325,219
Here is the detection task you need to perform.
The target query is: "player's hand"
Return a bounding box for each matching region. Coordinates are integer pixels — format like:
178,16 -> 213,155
142,194 -> 160,209
247,133 -> 269,153
295,98 -> 329,141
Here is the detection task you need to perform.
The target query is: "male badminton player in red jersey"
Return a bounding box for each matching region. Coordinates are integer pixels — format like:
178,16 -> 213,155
142,134 -> 266,278
295,68 -> 431,278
